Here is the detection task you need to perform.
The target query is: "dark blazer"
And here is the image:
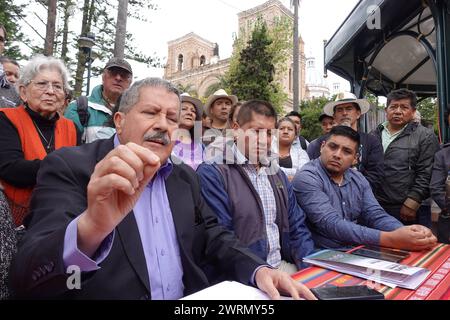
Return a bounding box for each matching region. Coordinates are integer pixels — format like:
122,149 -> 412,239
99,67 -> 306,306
431,143 -> 450,211
9,137 -> 264,299
371,122 -> 439,208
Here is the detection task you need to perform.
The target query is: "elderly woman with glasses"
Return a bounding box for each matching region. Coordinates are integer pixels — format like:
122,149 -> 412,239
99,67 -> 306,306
0,55 -> 79,226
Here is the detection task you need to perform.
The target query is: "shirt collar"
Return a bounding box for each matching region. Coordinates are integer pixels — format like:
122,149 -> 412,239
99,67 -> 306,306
382,121 -> 407,136
113,134 -> 173,182
317,158 -> 350,186
231,143 -> 276,168
231,143 -> 248,164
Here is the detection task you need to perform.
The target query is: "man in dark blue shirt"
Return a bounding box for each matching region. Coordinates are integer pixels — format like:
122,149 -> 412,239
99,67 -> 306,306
293,125 -> 437,251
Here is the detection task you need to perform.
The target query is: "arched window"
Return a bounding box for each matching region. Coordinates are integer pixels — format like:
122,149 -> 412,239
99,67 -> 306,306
200,55 -> 206,66
178,54 -> 184,71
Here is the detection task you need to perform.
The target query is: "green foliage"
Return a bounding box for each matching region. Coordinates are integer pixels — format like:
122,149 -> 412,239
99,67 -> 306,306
0,0 -> 31,60
364,92 -> 385,110
228,21 -> 274,103
88,0 -> 160,67
203,76 -> 229,99
225,16 -> 292,113
417,97 -> 439,134
299,96 -> 334,141
69,0 -> 159,95
176,83 -> 198,98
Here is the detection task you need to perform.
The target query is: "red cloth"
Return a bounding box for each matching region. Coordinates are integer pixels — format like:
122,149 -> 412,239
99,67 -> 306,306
292,244 -> 450,300
0,105 -> 77,225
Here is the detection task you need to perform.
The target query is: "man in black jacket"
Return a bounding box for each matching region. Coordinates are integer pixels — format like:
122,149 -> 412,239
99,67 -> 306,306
307,92 -> 384,191
9,77 -> 315,300
430,142 -> 450,243
371,89 -> 439,227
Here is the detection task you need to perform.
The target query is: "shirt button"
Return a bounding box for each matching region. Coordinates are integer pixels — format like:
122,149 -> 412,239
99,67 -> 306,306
155,217 -> 159,224
167,284 -> 170,292
161,249 -> 165,256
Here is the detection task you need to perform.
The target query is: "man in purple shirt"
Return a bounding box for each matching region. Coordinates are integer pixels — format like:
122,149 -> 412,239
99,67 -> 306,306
10,77 -> 315,300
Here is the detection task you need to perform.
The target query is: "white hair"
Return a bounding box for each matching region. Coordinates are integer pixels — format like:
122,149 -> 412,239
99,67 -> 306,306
18,55 -> 70,91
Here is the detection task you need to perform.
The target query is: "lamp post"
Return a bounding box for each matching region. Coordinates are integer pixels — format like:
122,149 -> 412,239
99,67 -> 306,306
78,32 -> 96,95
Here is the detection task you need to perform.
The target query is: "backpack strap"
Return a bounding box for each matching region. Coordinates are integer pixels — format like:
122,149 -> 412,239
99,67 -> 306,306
299,136 -> 307,150
76,96 -> 90,128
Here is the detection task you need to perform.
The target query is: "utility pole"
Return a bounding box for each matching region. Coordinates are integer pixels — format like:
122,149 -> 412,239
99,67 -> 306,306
292,0 -> 300,111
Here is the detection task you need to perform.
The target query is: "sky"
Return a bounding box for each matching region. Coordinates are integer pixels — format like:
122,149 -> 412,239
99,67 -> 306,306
18,0 -> 360,91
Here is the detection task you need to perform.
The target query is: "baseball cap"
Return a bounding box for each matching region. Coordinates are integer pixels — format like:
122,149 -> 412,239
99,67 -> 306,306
104,57 -> 133,75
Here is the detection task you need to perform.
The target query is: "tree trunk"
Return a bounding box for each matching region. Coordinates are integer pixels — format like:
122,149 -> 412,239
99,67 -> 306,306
60,0 -> 74,62
44,0 -> 57,56
74,0 -> 95,97
114,0 -> 128,58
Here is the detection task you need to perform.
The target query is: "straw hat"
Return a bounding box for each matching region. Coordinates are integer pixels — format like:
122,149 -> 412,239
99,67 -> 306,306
323,92 -> 370,116
204,89 -> 238,116
180,93 -> 203,121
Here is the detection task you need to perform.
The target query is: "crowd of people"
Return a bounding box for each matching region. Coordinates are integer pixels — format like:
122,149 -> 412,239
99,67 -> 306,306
0,22 -> 449,300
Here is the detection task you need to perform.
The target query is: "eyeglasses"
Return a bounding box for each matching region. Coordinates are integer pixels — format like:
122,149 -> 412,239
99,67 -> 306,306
29,80 -> 65,93
106,68 -> 132,80
0,36 -> 5,43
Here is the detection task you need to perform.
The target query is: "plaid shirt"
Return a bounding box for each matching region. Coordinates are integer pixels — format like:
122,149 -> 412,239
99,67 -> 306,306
242,165 -> 281,267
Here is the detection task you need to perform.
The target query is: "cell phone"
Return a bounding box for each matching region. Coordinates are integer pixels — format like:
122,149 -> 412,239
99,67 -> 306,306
352,246 -> 410,263
311,286 -> 385,300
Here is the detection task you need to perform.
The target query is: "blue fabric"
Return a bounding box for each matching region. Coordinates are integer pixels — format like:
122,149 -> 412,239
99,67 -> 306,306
197,163 -> 314,269
63,135 -> 185,300
292,158 -> 403,249
384,204 -> 432,228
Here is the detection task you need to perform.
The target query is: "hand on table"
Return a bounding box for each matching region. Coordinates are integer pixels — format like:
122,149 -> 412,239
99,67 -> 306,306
255,267 -> 317,300
381,225 -> 437,251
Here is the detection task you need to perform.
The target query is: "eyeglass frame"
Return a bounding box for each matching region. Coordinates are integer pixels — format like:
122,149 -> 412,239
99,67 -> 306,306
105,67 -> 132,80
27,79 -> 66,94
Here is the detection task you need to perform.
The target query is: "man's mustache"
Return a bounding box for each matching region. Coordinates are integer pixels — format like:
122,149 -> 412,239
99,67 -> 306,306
143,131 -> 171,146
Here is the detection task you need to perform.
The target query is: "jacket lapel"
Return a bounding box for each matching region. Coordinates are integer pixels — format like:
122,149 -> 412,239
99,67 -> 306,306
116,211 -> 151,293
165,167 -> 210,293
96,136 -> 115,162
165,170 -> 192,253
92,137 -> 151,293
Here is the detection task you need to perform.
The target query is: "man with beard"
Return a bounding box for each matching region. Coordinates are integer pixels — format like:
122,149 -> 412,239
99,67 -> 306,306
10,78 -> 315,300
293,125 -> 437,250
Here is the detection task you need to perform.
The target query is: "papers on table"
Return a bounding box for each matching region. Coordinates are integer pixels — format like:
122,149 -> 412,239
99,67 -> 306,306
303,250 -> 430,290
181,281 -> 294,300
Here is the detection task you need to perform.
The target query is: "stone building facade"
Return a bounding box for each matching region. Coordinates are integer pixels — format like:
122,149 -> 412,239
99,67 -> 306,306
164,0 -> 306,112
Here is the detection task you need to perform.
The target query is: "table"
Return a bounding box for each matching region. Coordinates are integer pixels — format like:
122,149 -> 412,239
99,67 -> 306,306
292,243 -> 450,300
